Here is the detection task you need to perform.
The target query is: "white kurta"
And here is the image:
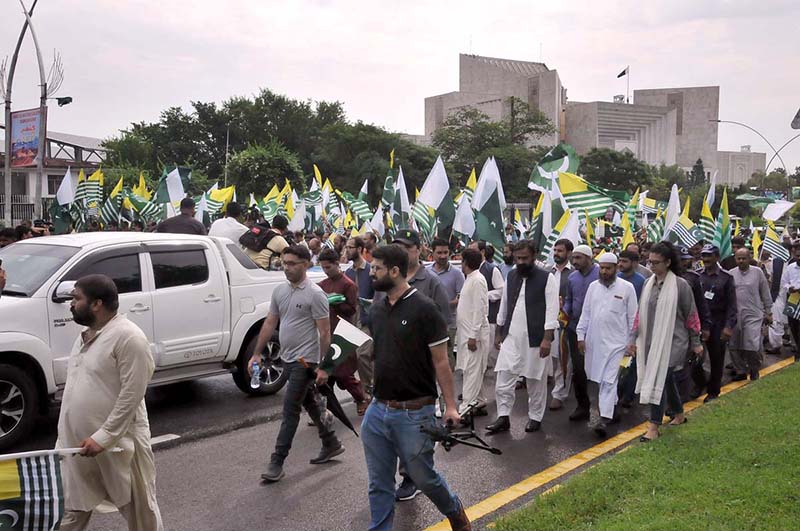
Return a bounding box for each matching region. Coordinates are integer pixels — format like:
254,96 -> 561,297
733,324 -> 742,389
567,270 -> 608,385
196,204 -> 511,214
576,278 -> 638,384
57,314 -> 160,527
494,273 -> 560,380
455,271 -> 490,371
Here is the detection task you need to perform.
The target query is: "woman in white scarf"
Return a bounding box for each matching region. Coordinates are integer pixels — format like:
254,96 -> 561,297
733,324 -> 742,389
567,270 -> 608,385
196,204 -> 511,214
628,242 -> 702,442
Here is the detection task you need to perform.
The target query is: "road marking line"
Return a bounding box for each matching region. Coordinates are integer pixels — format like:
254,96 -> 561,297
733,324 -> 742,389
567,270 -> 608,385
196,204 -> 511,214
151,433 -> 180,446
424,357 -> 795,531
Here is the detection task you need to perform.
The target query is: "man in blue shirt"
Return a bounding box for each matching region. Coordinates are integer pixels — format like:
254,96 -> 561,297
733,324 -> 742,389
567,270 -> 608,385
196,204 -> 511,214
617,250 -> 646,299
563,244 -> 598,421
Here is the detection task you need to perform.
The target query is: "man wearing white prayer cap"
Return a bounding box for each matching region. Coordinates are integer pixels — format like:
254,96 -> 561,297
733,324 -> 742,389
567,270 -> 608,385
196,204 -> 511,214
575,252 -> 638,437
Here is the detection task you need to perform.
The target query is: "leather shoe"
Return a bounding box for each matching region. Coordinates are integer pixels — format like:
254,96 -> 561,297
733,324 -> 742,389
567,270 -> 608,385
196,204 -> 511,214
261,462 -> 285,482
703,394 -> 719,403
446,499 -> 471,531
568,407 -> 590,421
309,443 -> 344,464
731,373 -> 747,382
749,369 -> 760,381
525,419 -> 541,432
485,416 -> 510,434
594,419 -> 608,437
549,398 -> 563,410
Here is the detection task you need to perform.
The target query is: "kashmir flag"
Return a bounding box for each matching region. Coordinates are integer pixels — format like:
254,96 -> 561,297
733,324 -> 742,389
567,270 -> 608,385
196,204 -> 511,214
668,214 -> 703,247
319,319 -> 372,374
752,228 -> 763,257
646,209 -> 665,242
763,226 -> 790,261
313,164 -> 324,187
84,169 -> 104,209
100,176 -> 125,226
712,188 -> 732,259
462,168 -> 477,204
210,185 -> 236,213
540,210 -> 580,264
626,188 -> 640,230
528,143 -> 581,192
261,184 -> 281,222
526,191 -> 547,245
69,170 -> 88,229
0,452 -> 64,530
699,198 -> 716,243
785,292 -> 800,320
389,149 -> 395,170
584,208 -> 595,246
514,208 -> 527,235
557,171 -> 627,219
734,219 -> 741,237
340,191 -> 372,223
133,172 -> 151,200
125,190 -> 163,221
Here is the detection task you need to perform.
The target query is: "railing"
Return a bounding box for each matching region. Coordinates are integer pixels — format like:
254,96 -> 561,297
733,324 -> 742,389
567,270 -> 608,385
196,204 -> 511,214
0,195 -> 40,225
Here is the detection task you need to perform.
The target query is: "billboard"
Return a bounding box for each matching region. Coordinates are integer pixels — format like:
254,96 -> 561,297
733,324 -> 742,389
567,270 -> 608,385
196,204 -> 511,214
10,107 -> 46,168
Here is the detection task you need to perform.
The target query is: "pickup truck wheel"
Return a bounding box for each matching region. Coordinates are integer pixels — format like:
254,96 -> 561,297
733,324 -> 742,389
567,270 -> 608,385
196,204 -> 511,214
234,335 -> 288,395
0,364 -> 40,451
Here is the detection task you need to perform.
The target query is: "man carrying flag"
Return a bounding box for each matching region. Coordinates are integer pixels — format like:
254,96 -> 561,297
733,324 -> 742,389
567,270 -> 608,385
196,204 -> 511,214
57,274 -> 163,531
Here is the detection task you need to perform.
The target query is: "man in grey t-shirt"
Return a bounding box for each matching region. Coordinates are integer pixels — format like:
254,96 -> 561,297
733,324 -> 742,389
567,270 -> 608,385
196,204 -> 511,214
250,245 -> 343,482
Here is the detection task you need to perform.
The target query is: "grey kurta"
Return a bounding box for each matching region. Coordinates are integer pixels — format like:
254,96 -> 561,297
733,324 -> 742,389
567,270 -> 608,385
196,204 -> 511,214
728,266 -> 772,352
57,314 -> 160,527
638,275 -> 701,368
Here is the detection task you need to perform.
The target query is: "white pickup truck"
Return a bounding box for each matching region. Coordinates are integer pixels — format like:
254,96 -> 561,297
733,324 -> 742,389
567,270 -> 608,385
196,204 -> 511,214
0,232 -> 317,450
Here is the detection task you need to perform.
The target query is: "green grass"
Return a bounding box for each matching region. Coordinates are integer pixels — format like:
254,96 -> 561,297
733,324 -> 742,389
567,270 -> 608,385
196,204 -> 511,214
494,362 -> 800,531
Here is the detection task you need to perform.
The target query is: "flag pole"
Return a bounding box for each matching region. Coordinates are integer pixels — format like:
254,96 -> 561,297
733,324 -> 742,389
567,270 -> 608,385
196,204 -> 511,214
627,67 -> 630,104
0,447 -> 123,462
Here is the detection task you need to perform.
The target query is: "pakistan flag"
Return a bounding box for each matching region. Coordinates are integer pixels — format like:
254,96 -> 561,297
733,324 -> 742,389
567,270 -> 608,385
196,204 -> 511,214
319,319 -> 372,373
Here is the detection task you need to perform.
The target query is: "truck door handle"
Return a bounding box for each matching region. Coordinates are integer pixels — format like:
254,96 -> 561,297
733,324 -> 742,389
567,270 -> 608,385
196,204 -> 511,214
54,323 -> 66,328
129,304 -> 151,313
204,296 -> 221,303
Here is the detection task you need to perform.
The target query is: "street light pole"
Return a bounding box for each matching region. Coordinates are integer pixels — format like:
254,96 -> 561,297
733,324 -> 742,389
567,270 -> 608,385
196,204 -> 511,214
765,132 -> 800,174
713,119 -> 788,172
2,0 -> 38,226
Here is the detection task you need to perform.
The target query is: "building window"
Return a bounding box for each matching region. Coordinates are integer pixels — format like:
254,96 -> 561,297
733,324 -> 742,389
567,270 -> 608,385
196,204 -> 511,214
0,172 -> 28,196
47,174 -> 62,195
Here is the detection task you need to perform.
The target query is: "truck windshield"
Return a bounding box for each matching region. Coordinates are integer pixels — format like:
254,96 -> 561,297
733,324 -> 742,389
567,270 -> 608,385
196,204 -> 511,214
0,243 -> 79,297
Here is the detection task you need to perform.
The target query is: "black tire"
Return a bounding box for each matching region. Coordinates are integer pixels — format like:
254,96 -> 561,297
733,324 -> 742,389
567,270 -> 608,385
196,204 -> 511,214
0,364 -> 40,451
233,333 -> 288,395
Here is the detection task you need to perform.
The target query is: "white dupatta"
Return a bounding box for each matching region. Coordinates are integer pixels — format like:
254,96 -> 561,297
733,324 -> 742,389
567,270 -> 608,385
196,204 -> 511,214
635,270 -> 678,405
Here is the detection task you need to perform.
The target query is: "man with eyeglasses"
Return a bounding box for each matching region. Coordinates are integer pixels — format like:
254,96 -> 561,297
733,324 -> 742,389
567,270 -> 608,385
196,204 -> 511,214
250,245 -> 344,482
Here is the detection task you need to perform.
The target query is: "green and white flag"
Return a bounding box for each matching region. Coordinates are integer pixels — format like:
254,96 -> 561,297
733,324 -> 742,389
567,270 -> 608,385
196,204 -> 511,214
319,319 -> 371,373
411,200 -> 435,241
472,157 -> 506,262
100,177 -> 125,226
452,193 -> 475,239
154,167 -> 186,205
381,174 -> 395,210
785,292 -> 800,320
340,191 -> 372,223
699,199 -> 716,243
557,171 -> 627,219
358,179 -> 369,202
712,188 -> 732,259
391,167 -> 411,229
418,155 -> 455,238
646,209 -> 665,242
763,226 -> 790,261
667,214 -> 703,248
528,143 -> 580,192
126,190 -> 164,221
540,209 -> 580,264
0,452 -> 64,531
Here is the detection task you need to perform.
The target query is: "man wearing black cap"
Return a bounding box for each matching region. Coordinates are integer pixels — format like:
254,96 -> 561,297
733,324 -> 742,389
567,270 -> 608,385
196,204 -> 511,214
155,197 -> 207,235
679,247 -> 712,401
698,244 -> 738,402
372,228 -> 450,503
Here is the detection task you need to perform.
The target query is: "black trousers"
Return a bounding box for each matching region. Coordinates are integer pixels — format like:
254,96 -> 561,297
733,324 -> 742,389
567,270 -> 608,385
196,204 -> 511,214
566,329 -> 591,409
788,317 -> 800,357
703,323 -> 727,397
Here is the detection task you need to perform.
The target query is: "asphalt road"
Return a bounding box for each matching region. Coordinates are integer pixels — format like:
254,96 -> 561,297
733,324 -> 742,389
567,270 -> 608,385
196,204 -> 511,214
24,351 -> 790,530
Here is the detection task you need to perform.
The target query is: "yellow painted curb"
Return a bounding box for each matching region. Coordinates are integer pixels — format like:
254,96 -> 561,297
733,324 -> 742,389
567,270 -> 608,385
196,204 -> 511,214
424,357 -> 795,531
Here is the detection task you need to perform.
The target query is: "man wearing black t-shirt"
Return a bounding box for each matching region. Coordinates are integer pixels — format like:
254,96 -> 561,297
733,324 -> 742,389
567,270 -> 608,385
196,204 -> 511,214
362,244 -> 470,531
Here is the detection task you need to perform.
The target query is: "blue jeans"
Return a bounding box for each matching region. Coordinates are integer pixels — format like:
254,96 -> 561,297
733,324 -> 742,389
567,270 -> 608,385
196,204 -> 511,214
649,368 -> 683,425
361,400 -> 459,531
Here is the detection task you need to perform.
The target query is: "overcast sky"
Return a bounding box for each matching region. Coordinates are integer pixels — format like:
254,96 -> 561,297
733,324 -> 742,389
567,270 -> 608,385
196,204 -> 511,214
2,0 -> 798,173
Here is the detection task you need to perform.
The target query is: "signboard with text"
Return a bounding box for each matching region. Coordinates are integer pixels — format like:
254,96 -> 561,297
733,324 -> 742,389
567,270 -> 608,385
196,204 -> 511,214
10,107 -> 46,168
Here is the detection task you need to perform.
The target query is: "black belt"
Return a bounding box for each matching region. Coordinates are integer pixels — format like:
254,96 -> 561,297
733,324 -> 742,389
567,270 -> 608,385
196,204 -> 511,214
376,396 -> 436,410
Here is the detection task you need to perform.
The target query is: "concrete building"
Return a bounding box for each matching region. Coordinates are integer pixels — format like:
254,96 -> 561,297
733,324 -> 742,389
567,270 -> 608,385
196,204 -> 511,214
425,54 -> 565,147
418,55 -> 765,187
718,145 -> 767,187
0,126 -> 105,223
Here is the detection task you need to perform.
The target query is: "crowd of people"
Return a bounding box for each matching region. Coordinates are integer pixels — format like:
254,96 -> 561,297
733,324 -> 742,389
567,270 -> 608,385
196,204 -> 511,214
2,199 -> 797,531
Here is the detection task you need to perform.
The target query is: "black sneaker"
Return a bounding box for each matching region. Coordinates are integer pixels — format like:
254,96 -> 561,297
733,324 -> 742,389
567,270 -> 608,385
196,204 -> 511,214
309,443 -> 345,464
395,477 -> 422,501
261,462 -> 285,482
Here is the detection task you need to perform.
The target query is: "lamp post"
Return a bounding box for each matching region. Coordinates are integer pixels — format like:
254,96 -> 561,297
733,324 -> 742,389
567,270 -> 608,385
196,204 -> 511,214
2,0 -> 38,226
712,119 -> 788,172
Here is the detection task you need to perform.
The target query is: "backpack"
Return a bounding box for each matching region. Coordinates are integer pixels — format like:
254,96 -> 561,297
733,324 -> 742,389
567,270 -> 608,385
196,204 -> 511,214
239,222 -> 278,252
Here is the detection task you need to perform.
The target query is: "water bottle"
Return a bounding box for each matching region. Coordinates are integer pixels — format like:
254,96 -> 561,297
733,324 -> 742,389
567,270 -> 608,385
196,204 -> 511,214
250,362 -> 261,389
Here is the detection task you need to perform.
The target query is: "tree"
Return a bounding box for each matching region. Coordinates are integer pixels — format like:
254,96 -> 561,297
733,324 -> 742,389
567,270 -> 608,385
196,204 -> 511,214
226,141 -> 303,196
579,148 -> 651,192
431,107 -> 507,178
746,170 -> 788,191
504,97 -> 556,146
690,158 -> 705,187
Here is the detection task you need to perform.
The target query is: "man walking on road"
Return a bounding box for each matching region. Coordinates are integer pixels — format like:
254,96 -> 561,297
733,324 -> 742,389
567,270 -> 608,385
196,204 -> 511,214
456,248 -> 490,414
362,244 -> 470,531
728,247 -> 772,381
549,239 -> 573,411
698,244 -> 738,402
487,240 -> 559,434
345,236 -> 376,413
563,244 -> 599,421
428,238 -> 465,368
250,245 -> 344,482
58,275 -> 163,531
576,254 -> 637,436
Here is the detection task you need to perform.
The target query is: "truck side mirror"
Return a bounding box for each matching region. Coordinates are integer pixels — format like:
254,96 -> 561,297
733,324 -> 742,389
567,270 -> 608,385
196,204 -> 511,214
52,280 -> 77,303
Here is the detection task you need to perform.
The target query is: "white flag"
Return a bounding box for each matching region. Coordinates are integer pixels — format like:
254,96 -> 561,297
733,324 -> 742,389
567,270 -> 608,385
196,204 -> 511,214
418,155 -> 451,210
453,194 -> 475,238
288,199 -> 306,232
165,167 -> 185,204
56,166 -> 77,205
662,184 -> 681,240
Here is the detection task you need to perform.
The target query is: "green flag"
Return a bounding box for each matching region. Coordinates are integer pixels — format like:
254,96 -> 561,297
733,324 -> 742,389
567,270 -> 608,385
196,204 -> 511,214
319,319 -> 371,374
712,188 -> 732,258
475,188 -> 505,263
528,143 -> 580,192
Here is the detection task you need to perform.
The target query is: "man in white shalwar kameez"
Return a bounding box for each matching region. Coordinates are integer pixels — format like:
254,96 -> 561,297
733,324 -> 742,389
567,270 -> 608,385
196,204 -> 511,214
455,249 -> 491,414
57,275 -> 163,531
576,254 -> 637,437
486,240 -> 559,434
